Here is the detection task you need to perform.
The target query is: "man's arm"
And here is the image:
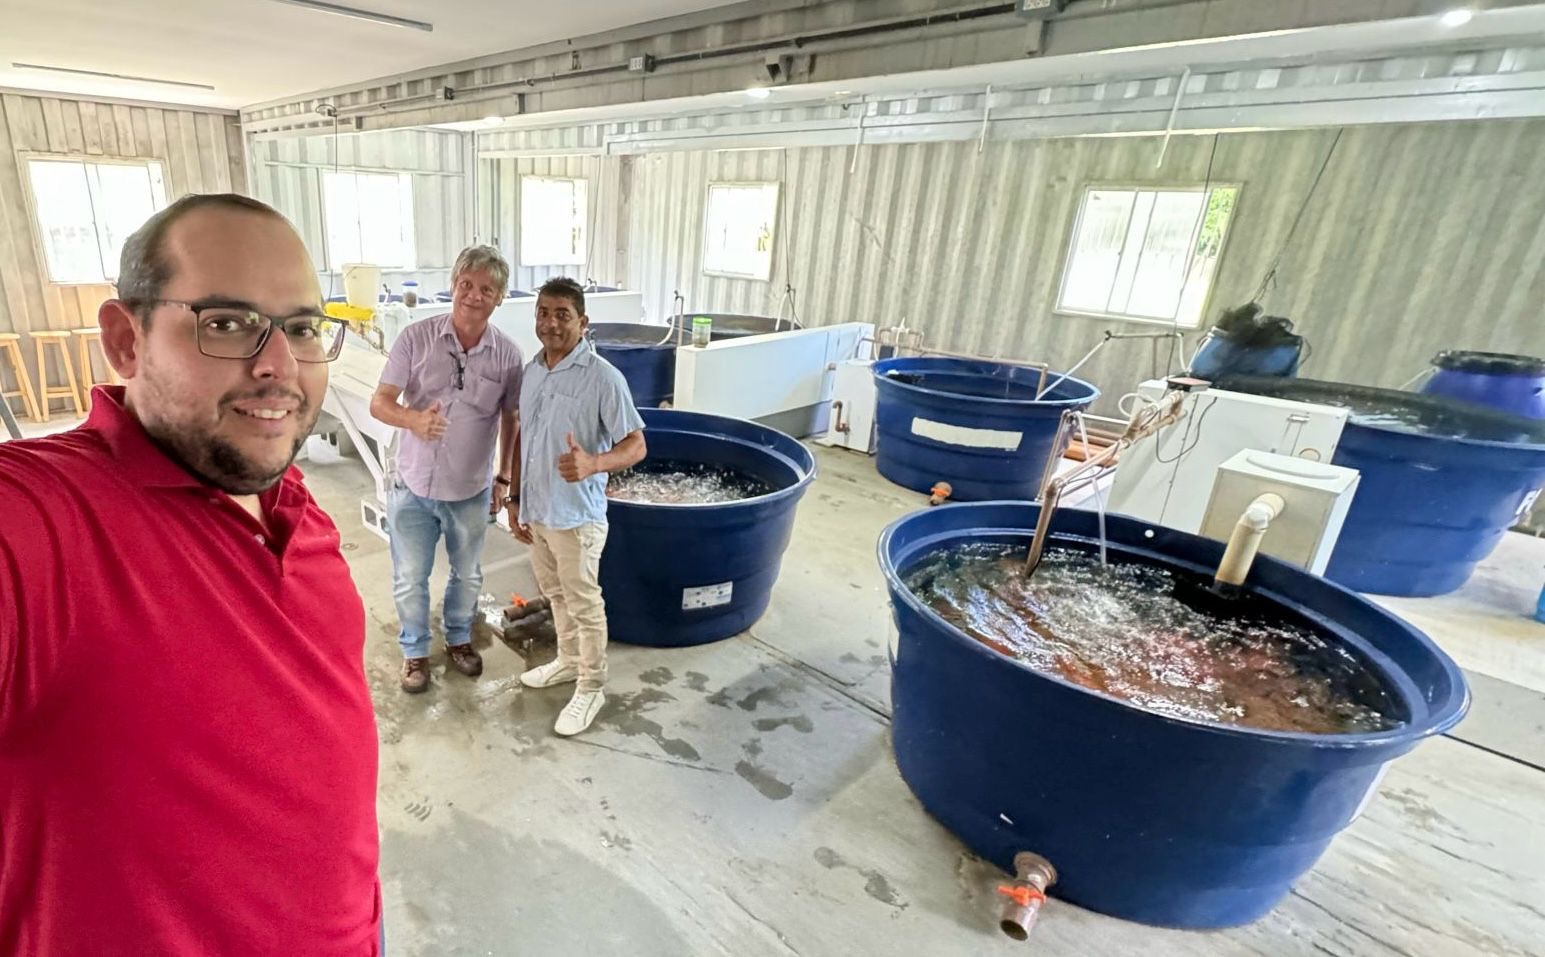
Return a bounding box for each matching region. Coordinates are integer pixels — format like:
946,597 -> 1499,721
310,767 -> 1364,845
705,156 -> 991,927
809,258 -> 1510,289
370,384 -> 446,442
557,429 -> 645,482
562,365 -> 647,480
599,430 -> 646,473
0,535 -> 18,737
506,424 -> 532,543
0,463 -> 68,739
491,408 -> 518,514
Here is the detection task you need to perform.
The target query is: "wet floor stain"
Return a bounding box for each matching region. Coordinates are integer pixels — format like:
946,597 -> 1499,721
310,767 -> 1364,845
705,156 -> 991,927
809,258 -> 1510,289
735,684 -> 797,712
752,715 -> 814,734
733,736 -> 793,800
404,800 -> 433,822
735,760 -> 794,801
814,846 -> 908,910
639,666 -> 674,686
594,688 -> 702,762
684,671 -> 711,693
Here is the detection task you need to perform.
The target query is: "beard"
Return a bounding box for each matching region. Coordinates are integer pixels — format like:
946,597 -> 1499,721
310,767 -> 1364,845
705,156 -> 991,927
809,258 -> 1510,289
147,420 -> 313,496
135,364 -> 319,496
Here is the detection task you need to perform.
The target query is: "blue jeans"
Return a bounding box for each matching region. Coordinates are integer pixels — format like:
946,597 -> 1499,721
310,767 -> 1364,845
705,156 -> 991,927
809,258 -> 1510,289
387,483 -> 491,659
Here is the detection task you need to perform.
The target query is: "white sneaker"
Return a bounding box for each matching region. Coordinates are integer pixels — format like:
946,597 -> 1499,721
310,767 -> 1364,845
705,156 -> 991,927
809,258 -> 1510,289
554,690 -> 605,737
520,659 -> 578,689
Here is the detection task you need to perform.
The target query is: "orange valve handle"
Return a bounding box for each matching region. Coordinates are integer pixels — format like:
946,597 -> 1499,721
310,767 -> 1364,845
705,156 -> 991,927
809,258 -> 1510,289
996,884 -> 1046,908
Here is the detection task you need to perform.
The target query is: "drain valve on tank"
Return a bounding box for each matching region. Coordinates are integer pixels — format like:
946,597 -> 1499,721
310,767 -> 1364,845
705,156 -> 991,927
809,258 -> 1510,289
997,852 -> 1056,941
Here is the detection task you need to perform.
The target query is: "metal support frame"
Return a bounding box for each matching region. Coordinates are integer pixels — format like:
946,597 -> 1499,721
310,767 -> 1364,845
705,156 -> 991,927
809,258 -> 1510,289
1024,389 -> 1188,576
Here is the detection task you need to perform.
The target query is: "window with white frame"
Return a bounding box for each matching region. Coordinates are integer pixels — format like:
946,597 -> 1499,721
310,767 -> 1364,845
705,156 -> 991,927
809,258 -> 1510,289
519,176 -> 587,266
321,170 -> 416,270
702,182 -> 779,281
26,158 -> 167,284
1058,185 -> 1239,327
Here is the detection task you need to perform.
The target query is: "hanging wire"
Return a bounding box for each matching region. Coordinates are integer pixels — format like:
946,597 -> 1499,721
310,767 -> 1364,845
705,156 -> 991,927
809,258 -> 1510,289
1252,128 -> 1344,304
322,109 -> 341,301
773,147 -> 801,329
583,157 -> 600,285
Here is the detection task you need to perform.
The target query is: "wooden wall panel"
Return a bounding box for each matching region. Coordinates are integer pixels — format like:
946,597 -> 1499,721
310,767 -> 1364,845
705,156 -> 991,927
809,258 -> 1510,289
0,92 -> 245,395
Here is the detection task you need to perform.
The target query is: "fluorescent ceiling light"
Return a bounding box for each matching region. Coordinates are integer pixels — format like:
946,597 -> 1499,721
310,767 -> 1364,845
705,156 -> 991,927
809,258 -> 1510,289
11,62 -> 215,91
268,0 -> 433,32
1439,8 -> 1474,27
744,87 -> 772,99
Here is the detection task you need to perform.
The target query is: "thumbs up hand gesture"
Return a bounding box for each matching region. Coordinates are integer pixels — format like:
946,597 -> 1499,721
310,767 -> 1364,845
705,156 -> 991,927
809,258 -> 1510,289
412,401 -> 449,441
557,432 -> 597,483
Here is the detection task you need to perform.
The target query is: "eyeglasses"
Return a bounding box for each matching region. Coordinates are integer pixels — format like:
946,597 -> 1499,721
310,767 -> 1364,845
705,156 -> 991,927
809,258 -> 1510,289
448,351 -> 466,389
139,299 -> 348,363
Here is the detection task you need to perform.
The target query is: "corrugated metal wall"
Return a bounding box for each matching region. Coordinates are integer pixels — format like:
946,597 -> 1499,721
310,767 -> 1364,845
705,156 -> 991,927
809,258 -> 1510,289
251,129 -> 467,295
0,92 -> 243,363
626,118 -> 1545,406
476,153 -> 627,294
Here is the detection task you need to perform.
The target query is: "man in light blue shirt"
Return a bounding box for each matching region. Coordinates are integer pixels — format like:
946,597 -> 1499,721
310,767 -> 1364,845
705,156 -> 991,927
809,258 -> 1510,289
510,277 -> 645,736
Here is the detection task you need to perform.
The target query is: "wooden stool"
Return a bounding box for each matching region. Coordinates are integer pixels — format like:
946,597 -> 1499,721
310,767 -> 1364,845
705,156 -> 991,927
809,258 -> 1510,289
0,332 -> 43,422
31,331 -> 84,421
73,327 -> 118,407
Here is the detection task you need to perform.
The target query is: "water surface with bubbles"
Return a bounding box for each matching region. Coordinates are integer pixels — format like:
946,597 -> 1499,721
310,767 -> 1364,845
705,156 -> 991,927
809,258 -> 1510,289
903,542 -> 1400,735
607,459 -> 774,505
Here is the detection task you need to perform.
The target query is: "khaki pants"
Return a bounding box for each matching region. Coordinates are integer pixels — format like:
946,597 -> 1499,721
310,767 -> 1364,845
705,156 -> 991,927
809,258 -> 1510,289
529,522 -> 610,692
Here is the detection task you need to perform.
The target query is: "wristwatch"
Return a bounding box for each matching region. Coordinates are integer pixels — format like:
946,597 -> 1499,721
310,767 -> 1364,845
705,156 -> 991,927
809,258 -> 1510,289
494,475 -> 511,486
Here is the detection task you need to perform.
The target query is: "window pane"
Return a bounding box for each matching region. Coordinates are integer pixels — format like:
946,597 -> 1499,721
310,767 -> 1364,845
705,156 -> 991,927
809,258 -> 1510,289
322,171 -> 414,270
1058,185 -> 1237,328
1125,190 -> 1205,320
1060,190 -> 1135,313
520,177 -> 586,266
1178,187 -> 1238,326
89,163 -> 161,281
29,160 -> 104,284
322,170 -> 364,267
703,183 -> 778,280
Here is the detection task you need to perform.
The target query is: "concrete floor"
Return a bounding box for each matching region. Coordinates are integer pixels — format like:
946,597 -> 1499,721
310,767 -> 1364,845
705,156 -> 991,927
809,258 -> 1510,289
286,439 -> 1545,957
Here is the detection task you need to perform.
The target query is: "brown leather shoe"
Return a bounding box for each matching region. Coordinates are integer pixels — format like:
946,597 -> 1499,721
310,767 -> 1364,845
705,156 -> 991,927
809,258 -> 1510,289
447,643 -> 483,677
400,657 -> 431,694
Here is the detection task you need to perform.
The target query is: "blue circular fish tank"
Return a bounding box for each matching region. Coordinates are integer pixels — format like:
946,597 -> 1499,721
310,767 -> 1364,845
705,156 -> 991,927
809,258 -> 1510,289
879,501 -> 1469,928
589,323 -> 679,409
1219,376 -> 1545,597
871,357 -> 1098,502
600,408 -> 815,647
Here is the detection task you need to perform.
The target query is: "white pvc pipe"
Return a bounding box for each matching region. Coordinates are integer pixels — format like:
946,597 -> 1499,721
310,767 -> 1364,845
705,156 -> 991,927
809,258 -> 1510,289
1214,492 -> 1287,588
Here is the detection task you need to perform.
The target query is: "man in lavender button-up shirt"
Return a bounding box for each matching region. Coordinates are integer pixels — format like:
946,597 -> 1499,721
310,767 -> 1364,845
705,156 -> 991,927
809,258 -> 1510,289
370,246 -> 523,693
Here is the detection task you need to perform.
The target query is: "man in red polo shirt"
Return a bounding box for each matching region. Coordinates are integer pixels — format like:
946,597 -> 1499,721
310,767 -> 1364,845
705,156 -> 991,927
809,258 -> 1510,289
0,194 -> 381,955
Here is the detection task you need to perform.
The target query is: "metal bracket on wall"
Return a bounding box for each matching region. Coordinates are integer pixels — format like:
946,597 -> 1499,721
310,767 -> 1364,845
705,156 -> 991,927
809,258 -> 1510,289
1156,66 -> 1192,168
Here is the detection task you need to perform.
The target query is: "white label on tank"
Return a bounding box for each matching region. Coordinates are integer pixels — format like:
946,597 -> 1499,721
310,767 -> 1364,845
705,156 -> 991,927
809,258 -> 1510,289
682,582 -> 733,610
910,417 -> 1022,451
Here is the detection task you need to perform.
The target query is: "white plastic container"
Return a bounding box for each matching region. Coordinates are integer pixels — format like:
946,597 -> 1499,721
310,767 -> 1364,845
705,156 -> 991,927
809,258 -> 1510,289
342,263 -> 382,309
